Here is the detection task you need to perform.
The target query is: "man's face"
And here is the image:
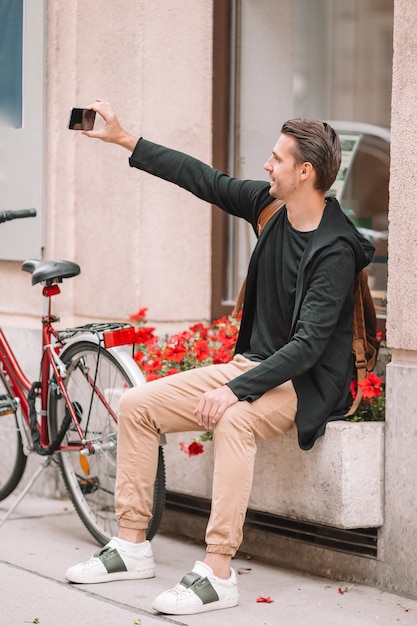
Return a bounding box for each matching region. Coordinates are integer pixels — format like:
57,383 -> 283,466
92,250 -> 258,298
264,133 -> 300,200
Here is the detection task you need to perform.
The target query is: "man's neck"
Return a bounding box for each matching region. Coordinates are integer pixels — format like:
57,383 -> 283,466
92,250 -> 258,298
285,194 -> 327,232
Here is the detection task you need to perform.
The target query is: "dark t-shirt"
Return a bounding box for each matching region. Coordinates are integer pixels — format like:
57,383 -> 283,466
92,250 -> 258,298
245,214 -> 313,361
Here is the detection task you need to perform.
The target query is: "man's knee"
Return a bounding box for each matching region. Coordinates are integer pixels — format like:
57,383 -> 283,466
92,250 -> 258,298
118,379 -> 172,426
215,403 -> 253,436
118,384 -> 149,418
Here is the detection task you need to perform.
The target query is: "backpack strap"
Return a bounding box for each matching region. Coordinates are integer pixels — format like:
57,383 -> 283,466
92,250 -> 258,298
345,338 -> 366,416
345,269 -> 379,417
231,199 -> 284,318
257,199 -> 285,235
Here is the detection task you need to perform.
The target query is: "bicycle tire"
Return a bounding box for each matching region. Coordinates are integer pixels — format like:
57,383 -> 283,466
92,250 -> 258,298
0,372 -> 27,500
48,339 -> 165,546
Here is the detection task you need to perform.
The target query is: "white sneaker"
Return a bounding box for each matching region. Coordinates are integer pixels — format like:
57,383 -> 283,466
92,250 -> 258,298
65,537 -> 155,583
152,560 -> 239,615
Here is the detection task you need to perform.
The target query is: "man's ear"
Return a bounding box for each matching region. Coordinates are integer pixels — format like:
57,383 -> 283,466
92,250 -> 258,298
300,161 -> 314,181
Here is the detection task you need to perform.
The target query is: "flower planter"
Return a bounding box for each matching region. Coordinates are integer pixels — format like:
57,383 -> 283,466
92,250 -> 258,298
164,421 -> 385,529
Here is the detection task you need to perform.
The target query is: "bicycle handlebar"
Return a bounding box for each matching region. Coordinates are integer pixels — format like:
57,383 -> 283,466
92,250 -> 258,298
0,209 -> 37,224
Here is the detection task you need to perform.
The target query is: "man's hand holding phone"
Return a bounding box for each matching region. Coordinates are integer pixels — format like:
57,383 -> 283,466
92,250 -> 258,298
68,99 -> 138,152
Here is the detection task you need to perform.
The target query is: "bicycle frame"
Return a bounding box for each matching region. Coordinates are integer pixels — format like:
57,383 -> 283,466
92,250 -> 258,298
0,326 -> 31,414
0,283 -> 117,455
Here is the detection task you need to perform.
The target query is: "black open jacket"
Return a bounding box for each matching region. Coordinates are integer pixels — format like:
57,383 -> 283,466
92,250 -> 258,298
129,139 -> 375,449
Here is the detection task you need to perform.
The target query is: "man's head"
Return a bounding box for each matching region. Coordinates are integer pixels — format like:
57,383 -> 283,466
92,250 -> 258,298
279,119 -> 341,193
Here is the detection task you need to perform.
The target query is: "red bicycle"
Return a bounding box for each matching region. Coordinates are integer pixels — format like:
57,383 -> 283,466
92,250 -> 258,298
0,210 -> 165,544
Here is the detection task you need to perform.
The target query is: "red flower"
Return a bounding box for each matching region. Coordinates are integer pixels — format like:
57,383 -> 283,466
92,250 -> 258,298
179,441 -> 204,456
131,306 -> 241,393
146,372 -> 162,382
165,367 -> 180,377
188,441 -> 204,456
189,322 -> 209,338
350,380 -> 358,400
193,338 -> 210,361
358,372 -> 383,400
135,327 -> 156,344
212,345 -> 234,364
130,307 -> 148,322
165,343 -> 187,362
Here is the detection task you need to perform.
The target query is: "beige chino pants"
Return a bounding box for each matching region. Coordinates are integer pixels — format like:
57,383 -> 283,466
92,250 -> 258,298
116,354 -> 297,556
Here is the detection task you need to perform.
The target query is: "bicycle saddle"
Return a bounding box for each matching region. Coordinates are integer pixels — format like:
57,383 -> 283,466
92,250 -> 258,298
21,259 -> 81,285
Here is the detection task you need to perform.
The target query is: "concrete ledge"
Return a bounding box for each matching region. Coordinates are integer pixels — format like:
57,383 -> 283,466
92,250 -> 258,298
164,421 -> 385,529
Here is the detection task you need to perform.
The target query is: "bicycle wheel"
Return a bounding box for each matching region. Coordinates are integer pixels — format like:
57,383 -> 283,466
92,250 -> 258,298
48,339 -> 165,546
0,373 -> 27,500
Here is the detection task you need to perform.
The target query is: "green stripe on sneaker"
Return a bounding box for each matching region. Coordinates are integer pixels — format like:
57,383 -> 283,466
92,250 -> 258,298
180,572 -> 219,605
180,572 -> 201,588
95,547 -> 127,574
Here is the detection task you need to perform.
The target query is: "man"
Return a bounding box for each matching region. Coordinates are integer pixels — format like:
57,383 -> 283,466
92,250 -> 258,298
65,100 -> 374,615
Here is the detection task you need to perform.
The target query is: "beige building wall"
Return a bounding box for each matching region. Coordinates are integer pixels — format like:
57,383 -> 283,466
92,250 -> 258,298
47,1 -> 213,327
382,0 -> 417,598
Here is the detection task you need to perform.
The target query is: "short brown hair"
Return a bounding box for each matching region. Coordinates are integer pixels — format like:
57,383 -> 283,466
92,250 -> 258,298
280,119 -> 341,193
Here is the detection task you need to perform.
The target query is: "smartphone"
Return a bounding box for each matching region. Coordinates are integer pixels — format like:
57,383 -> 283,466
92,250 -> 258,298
68,108 -> 96,131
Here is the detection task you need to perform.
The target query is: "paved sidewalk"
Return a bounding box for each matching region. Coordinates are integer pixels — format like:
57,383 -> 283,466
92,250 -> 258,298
1,492 -> 417,626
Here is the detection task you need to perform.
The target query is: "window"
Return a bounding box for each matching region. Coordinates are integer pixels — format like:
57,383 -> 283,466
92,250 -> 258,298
0,0 -> 45,260
0,0 -> 23,128
211,0 -> 393,319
